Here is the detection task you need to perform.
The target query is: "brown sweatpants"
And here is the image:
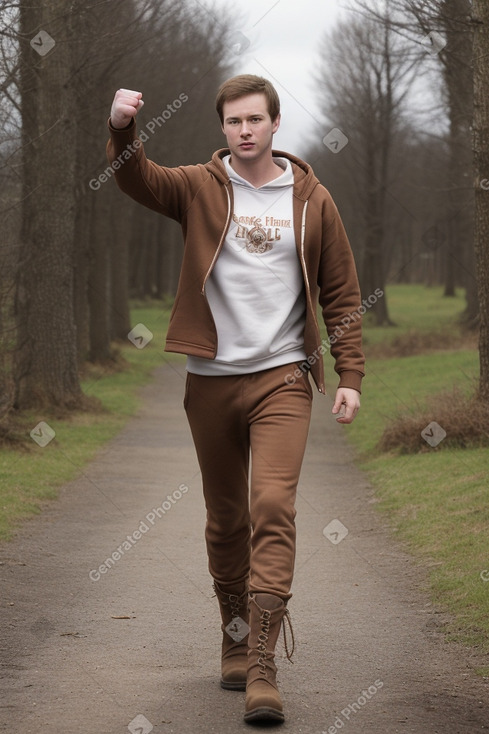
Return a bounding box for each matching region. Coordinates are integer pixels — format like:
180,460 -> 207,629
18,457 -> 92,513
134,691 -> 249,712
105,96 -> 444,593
184,362 -> 313,601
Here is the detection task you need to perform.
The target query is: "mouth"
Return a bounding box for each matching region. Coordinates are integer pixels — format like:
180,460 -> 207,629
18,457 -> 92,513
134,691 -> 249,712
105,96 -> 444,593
239,142 -> 255,150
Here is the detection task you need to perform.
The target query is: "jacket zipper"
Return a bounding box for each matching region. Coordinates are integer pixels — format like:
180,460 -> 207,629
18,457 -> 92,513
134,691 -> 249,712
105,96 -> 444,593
201,184 -> 232,294
300,199 -> 326,394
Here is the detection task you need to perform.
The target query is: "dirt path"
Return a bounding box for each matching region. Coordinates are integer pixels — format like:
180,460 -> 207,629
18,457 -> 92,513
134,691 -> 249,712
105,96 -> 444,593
1,363 -> 488,734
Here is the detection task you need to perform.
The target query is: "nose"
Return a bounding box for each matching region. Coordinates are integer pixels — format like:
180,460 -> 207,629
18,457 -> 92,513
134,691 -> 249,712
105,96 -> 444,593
240,122 -> 252,137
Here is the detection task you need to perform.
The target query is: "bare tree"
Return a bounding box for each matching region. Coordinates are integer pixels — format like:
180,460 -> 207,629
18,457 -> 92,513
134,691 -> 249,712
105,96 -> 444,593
472,0 -> 489,401
352,0 -> 476,317
314,4 -> 419,325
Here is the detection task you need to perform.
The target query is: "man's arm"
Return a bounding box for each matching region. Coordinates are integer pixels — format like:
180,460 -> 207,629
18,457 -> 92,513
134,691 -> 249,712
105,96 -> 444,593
106,89 -> 202,220
316,195 -> 365,424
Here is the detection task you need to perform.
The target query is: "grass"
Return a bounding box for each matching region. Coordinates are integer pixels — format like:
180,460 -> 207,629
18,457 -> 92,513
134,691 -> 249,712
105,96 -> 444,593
366,450 -> 488,637
361,283 -> 472,348
0,304 -> 180,542
324,284 -> 489,657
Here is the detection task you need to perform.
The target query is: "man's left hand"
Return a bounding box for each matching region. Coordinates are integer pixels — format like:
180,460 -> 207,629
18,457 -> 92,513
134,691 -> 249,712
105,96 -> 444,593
332,387 -> 360,424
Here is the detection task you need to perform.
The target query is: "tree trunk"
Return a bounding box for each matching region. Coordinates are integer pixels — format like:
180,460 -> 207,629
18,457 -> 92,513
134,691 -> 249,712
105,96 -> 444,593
441,0 -> 475,303
472,1 -> 489,402
15,0 -> 85,410
462,236 -> 478,327
73,183 -> 91,363
360,142 -> 394,326
88,187 -> 112,363
110,195 -> 131,340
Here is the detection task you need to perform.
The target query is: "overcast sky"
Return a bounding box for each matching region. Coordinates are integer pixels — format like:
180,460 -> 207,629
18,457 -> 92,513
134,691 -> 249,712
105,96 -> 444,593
198,0 -> 347,157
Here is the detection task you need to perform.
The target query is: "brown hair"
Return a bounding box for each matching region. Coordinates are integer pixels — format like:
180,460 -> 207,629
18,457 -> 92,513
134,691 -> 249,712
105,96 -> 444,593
215,74 -> 280,124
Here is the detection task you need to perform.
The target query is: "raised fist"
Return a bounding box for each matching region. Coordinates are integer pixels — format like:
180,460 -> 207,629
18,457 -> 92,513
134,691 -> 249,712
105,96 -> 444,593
110,88 -> 144,129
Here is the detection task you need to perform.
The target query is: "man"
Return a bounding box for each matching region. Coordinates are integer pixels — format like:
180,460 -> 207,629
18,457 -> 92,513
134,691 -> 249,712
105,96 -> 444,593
107,75 -> 365,725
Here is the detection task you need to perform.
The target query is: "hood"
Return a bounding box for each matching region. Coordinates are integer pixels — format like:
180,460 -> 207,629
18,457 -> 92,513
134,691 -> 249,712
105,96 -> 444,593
206,148 -> 320,201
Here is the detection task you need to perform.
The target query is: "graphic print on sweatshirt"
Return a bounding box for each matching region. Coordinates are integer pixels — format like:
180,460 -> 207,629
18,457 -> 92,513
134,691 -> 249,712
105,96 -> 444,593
232,211 -> 292,254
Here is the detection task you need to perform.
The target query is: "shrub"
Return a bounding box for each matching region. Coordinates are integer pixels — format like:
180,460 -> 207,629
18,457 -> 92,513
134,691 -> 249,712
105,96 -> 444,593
378,387 -> 489,453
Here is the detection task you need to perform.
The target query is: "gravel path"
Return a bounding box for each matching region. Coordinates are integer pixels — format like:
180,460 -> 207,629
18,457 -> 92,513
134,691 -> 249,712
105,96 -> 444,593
1,362 -> 488,734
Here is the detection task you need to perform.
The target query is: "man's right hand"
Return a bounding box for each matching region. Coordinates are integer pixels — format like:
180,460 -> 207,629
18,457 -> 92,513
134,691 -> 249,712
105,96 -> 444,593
110,88 -> 144,129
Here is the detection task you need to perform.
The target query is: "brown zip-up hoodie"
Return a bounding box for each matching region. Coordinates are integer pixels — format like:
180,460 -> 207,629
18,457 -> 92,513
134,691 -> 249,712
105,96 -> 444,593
106,119 -> 365,394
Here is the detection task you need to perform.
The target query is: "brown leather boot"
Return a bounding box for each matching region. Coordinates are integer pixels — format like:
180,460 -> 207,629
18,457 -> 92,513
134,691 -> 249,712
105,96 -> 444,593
213,580 -> 250,690
244,592 -> 294,724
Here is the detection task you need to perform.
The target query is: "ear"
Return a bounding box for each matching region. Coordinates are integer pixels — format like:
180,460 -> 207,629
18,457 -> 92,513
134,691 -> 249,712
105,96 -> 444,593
272,113 -> 281,134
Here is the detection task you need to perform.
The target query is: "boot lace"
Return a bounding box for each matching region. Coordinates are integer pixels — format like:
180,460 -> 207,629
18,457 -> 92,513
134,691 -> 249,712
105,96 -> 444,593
213,583 -> 247,619
282,608 -> 295,662
256,607 -> 295,676
257,609 -> 271,675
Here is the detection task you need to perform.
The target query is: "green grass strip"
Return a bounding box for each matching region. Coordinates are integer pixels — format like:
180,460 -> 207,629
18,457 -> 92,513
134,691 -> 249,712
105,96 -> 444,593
323,284 -> 488,656
0,305 -> 180,542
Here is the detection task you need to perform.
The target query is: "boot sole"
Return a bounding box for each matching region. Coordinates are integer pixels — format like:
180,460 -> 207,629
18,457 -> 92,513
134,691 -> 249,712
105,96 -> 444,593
244,706 -> 285,724
220,679 -> 247,691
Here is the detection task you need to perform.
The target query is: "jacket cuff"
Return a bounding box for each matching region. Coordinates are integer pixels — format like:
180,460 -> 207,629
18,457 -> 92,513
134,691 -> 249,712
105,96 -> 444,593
337,370 -> 363,394
106,117 -> 142,163
107,116 -> 136,133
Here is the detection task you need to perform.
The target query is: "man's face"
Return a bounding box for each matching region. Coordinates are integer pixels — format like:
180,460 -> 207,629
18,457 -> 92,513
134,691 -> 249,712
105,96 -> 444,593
221,93 -> 280,164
